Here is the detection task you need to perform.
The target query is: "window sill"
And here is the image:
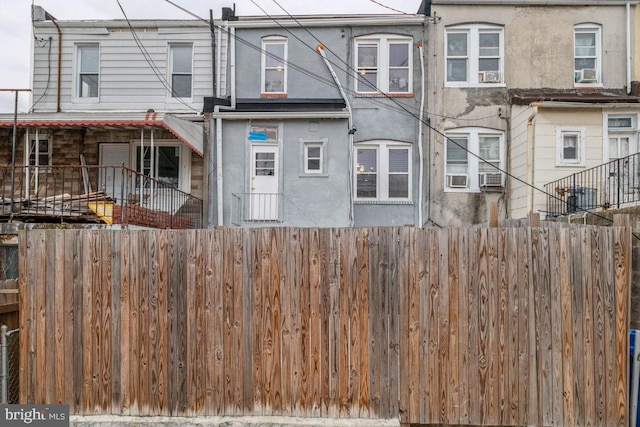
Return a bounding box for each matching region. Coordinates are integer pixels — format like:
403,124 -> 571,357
355,93 -> 414,98
444,82 -> 507,89
299,173 -> 328,178
261,93 -> 288,98
354,200 -> 413,205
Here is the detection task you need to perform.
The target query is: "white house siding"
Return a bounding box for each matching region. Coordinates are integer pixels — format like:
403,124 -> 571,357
31,21 -> 212,112
508,104 -> 532,219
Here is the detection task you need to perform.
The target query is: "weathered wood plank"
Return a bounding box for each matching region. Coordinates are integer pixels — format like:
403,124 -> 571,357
408,227 -> 420,422
581,228 -> 596,427
613,222 -> 630,427
63,231 -> 76,411
241,228 -> 254,415
148,231 -> 160,415
457,229 -> 470,425
477,228 -> 490,426
534,228 -> 552,426
318,228 -> 331,417
437,229 -> 448,424
110,231 -> 121,415
156,231 -> 168,415
338,228 -> 351,418
309,228 -> 321,417
101,231 -> 113,413
249,228 -> 262,415
570,228 -> 585,427
53,231 -> 64,406
558,229 -> 575,427
357,228 -> 370,419
398,226 -> 411,425
327,228 -> 340,419
467,228 -> 480,425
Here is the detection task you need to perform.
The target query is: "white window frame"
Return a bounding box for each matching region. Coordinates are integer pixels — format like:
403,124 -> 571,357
556,127 -> 586,166
28,135 -> 52,167
261,37 -> 288,95
129,140 -> 191,193
354,141 -> 412,202
168,43 -> 193,100
444,128 -> 505,192
354,34 -> 413,95
300,139 -> 327,175
604,113 -> 638,161
445,24 -> 504,87
574,24 -> 602,87
75,43 -> 100,100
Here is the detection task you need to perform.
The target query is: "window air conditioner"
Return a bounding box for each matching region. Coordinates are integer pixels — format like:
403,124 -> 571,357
478,70 -> 501,83
479,172 -> 504,188
446,174 -> 468,188
576,68 -> 597,83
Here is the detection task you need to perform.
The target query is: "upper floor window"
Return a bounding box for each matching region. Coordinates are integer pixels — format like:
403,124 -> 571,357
355,141 -> 411,201
262,37 -> 287,95
445,128 -> 504,191
170,44 -> 193,98
574,24 -> 601,86
445,24 -> 504,87
556,127 -> 586,166
355,35 -> 412,95
76,44 -> 99,98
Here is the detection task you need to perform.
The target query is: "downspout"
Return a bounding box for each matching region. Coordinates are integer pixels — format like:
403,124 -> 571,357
44,12 -> 61,112
215,25 -> 235,226
527,106 -> 538,213
316,44 -> 355,226
418,42 -> 426,227
627,2 -> 632,94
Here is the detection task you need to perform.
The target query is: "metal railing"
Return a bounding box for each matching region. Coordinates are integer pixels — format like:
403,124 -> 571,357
0,165 -> 202,229
1,325 -> 19,404
232,192 -> 282,225
544,153 -> 640,217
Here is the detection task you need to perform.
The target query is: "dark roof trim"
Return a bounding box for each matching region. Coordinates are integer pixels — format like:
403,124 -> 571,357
204,97 -> 347,113
509,89 -> 640,106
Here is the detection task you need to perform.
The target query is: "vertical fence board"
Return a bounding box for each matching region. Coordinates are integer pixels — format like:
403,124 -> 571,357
357,228 -> 370,419
232,228 -> 244,415
613,225 -> 630,427
327,228 -> 340,419
437,229 -> 449,424
457,229 -> 470,425
407,227 -> 420,422
319,228 -> 331,417
570,229 -> 585,427
270,228 -> 283,415
241,228 -> 254,415
157,231 -> 168,415
603,230 -> 617,425
558,230 -> 575,427
581,228 -> 596,427
467,229 -> 480,426
309,228 -> 321,417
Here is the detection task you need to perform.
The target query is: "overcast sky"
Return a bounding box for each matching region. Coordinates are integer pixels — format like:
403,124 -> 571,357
0,0 -> 420,113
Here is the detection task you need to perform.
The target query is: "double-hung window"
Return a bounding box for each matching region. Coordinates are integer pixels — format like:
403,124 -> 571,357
76,44 -> 99,98
355,35 -> 412,95
355,141 -> 411,201
445,24 -> 504,86
445,128 -> 504,191
170,44 -> 193,98
556,127 -> 585,166
607,116 -> 636,160
574,24 -> 601,85
262,37 -> 287,95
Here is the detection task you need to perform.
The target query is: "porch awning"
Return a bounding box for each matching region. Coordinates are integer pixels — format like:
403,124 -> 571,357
0,111 -> 204,156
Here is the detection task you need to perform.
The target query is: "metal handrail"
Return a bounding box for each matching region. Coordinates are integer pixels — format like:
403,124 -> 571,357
544,152 -> 640,217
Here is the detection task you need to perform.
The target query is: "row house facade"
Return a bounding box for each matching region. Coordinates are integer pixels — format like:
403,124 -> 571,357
4,1 -> 640,229
425,0 -> 640,226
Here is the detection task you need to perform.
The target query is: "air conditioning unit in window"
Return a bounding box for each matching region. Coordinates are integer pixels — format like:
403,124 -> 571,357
479,172 -> 504,188
478,70 -> 501,83
446,174 -> 468,188
576,68 -> 597,83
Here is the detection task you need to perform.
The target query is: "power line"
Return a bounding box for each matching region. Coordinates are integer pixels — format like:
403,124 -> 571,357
367,0 -> 409,14
115,0 -> 200,113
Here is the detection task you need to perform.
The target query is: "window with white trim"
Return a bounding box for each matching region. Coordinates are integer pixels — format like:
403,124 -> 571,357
76,44 -> 99,98
355,141 -> 411,201
556,127 -> 585,166
607,115 -> 636,160
444,128 -> 504,191
134,143 -> 190,191
262,37 -> 287,94
169,44 -> 193,98
301,139 -> 326,175
445,24 -> 504,86
355,35 -> 412,94
574,24 -> 601,85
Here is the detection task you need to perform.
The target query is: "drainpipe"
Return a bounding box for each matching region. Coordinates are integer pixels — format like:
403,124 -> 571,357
317,44 -> 355,226
418,43 -> 426,227
214,25 -> 236,227
527,105 -> 539,213
627,2 -> 632,94
44,11 -> 61,112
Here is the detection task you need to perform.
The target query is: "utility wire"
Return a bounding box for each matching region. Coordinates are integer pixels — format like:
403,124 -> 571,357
367,0 -> 409,14
263,0 -> 628,229
159,0 -> 632,232
115,0 -> 200,113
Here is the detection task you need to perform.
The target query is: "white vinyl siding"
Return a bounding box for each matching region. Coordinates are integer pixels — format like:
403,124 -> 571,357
31,24 -> 212,112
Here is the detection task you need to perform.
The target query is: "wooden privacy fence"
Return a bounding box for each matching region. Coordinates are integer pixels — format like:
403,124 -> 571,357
19,225 -> 630,426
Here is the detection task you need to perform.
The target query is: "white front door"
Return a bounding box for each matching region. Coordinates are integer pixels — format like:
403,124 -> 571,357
99,143 -> 130,202
250,144 -> 279,220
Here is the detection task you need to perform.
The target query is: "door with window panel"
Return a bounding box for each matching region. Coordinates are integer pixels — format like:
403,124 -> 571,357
250,144 -> 279,220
